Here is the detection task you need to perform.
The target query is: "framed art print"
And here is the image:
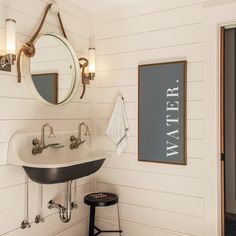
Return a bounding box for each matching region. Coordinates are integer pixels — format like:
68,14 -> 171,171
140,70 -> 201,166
138,61 -> 187,165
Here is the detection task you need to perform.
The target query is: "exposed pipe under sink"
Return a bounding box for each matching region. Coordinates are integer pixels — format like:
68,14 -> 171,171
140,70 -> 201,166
47,181 -> 78,223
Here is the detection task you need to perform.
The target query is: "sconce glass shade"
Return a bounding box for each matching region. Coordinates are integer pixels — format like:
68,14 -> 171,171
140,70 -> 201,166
6,19 -> 16,55
88,47 -> 96,74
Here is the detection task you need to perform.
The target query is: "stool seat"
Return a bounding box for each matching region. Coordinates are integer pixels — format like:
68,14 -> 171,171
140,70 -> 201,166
84,192 -> 118,207
84,192 -> 122,236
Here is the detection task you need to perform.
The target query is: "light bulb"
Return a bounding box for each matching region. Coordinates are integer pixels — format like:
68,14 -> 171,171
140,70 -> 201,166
6,19 -> 16,55
88,47 -> 96,74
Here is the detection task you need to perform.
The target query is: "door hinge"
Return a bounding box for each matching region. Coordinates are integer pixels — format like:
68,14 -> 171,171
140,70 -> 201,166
221,153 -> 225,161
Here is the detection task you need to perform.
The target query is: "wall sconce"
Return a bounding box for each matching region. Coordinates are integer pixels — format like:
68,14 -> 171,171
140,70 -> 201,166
79,47 -> 96,99
0,19 -> 16,72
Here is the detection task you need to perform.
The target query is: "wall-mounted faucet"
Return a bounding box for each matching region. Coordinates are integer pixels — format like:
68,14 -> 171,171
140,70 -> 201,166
70,122 -> 91,150
32,123 -> 59,155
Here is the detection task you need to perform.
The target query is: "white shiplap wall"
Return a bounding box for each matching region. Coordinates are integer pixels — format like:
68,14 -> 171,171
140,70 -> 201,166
92,1 -> 236,236
0,0 -> 93,235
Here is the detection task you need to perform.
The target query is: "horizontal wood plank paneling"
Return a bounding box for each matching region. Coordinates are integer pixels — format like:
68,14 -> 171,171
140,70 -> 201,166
98,183 -> 204,217
96,24 -> 203,56
28,182 -> 91,223
0,165 -> 25,190
0,98 -> 90,120
96,5 -> 202,39
95,62 -> 203,88
0,0 -> 90,38
96,218 -> 190,236
1,206 -> 88,236
0,179 -> 90,234
0,0 -> 92,235
0,26 -> 88,57
93,136 -> 204,158
95,82 -> 203,103
96,45 -> 203,71
0,74 -> 91,103
98,168 -> 204,197
100,154 -> 204,178
97,203 -> 204,235
93,2 -> 208,236
0,119 -> 91,143
96,0 -> 211,23
94,101 -> 203,120
95,119 -> 203,139
54,219 -> 88,236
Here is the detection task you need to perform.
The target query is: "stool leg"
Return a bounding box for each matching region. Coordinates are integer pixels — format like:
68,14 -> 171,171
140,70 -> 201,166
117,203 -> 122,235
89,206 -> 96,236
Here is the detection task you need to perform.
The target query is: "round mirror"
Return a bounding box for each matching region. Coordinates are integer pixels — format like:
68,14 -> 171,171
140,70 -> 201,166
23,33 -> 80,105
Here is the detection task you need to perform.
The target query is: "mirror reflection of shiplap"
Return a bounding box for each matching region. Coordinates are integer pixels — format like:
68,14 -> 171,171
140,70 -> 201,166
30,34 -> 75,104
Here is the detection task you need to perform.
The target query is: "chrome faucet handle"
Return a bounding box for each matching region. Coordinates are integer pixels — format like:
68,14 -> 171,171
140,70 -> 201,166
21,220 -> 31,229
32,146 -> 44,155
71,202 -> 78,209
70,142 -> 79,150
70,135 -> 78,142
32,138 -> 40,146
35,214 -> 44,224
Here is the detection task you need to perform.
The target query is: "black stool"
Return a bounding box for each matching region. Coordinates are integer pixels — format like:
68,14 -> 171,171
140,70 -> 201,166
84,192 -> 122,236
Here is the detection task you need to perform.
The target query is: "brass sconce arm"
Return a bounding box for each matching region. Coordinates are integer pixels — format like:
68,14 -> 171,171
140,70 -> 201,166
79,57 -> 95,99
0,54 -> 16,69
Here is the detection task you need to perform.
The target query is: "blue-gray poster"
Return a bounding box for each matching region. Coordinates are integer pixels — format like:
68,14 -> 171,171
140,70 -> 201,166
138,61 -> 187,165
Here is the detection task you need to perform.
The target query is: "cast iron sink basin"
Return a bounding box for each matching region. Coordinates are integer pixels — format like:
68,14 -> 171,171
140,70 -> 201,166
22,155 -> 106,184
7,132 -> 109,184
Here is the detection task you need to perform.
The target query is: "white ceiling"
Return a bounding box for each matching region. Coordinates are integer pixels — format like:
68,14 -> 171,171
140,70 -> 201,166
67,0 -> 149,14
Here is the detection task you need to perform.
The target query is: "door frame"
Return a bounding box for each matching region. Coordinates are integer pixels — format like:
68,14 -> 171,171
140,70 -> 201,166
202,5 -> 236,234
220,25 -> 225,236
219,23 -> 236,236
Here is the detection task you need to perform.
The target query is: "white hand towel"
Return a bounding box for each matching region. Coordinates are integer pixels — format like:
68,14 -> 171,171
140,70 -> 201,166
106,96 -> 129,156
